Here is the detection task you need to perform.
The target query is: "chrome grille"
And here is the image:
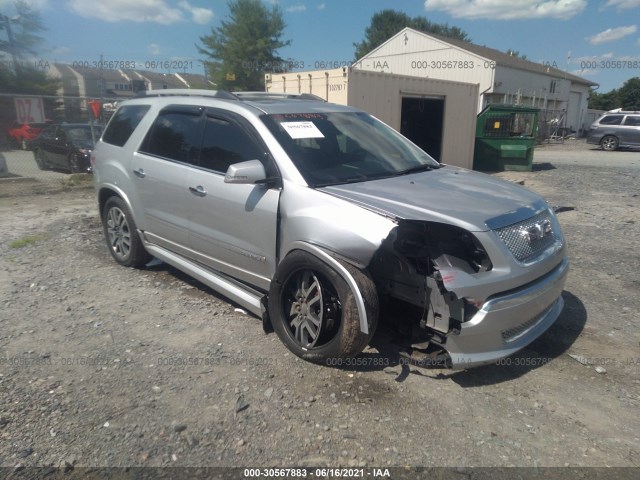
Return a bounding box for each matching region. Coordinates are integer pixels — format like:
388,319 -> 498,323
494,210 -> 557,262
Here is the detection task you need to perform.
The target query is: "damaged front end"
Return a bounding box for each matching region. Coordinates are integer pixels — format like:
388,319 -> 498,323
368,218 -> 568,369
369,220 -> 492,366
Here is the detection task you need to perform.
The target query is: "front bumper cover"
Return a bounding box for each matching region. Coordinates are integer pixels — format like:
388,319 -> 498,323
443,256 -> 569,368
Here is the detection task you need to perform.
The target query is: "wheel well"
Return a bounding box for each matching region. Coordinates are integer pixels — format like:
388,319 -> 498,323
98,188 -> 120,216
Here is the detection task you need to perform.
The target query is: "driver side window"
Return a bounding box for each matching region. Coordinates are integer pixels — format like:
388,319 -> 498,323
199,116 -> 264,174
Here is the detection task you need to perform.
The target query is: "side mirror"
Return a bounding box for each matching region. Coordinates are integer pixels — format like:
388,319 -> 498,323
224,159 -> 267,185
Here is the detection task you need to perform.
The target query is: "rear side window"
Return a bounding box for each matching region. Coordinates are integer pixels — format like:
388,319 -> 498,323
102,105 -> 150,146
140,106 -> 204,164
623,116 -> 640,126
598,115 -> 623,125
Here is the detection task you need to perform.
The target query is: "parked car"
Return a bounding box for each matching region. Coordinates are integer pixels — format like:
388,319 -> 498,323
6,122 -> 50,149
32,123 -> 102,173
586,110 -> 640,151
94,90 -> 568,369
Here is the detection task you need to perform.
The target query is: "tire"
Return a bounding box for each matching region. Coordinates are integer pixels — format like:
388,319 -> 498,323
102,196 -> 151,268
601,135 -> 619,151
269,250 -> 378,365
34,149 -> 49,171
69,154 -> 82,173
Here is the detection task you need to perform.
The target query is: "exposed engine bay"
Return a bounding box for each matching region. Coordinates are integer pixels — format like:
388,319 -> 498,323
368,220 -> 493,365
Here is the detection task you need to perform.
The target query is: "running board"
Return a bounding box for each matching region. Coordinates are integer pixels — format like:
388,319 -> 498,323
143,243 -> 264,317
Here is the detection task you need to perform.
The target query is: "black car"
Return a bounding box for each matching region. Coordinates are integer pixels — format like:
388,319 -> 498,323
33,124 -> 102,173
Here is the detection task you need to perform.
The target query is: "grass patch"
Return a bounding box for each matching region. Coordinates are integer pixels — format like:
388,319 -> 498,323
9,233 -> 49,249
61,174 -> 93,188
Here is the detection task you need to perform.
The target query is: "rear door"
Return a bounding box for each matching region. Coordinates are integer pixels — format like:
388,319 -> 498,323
186,110 -> 280,290
43,126 -> 69,168
134,105 -> 204,254
620,115 -> 640,146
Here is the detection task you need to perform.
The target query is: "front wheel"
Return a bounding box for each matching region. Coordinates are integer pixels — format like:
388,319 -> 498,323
102,197 -> 151,268
601,135 -> 619,151
269,250 -> 378,365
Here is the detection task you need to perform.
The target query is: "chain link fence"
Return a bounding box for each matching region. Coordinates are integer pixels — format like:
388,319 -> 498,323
0,93 -> 114,197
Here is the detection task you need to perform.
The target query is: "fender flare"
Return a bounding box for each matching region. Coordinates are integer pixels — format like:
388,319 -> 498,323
280,241 -> 370,335
98,184 -> 138,225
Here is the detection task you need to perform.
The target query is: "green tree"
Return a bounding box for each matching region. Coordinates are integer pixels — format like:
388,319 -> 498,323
1,0 -> 45,66
1,1 -> 59,127
588,89 -> 620,111
354,9 -> 470,60
198,0 -> 291,91
618,77 -> 640,110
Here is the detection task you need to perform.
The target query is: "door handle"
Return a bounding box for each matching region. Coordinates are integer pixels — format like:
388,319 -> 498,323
189,185 -> 207,197
133,168 -> 146,178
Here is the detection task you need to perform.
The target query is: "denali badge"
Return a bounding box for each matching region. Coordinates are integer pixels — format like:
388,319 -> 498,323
521,219 -> 552,243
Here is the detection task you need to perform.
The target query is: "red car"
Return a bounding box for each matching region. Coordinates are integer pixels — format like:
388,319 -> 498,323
6,122 -> 50,149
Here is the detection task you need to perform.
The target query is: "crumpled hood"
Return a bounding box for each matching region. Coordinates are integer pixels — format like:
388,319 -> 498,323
318,166 -> 547,232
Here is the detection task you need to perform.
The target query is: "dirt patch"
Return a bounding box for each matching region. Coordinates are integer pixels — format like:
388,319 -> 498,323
1,157 -> 639,470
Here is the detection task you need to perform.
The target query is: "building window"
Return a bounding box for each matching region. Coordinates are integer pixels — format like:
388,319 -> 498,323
549,80 -> 556,94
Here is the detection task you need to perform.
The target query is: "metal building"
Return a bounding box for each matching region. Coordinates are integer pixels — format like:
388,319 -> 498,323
265,68 -> 479,169
353,28 -> 598,137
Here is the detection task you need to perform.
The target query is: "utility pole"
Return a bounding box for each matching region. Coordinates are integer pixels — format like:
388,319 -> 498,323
99,53 -> 105,102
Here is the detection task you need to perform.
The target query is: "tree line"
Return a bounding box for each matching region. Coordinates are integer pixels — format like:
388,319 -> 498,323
1,0 -> 638,111
589,79 -> 640,111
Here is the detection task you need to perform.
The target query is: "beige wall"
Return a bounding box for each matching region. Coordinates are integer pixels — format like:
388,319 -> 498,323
265,69 -> 349,104
347,70 -> 478,169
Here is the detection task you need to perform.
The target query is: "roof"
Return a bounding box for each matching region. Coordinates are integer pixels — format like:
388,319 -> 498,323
243,99 -> 356,115
124,89 -> 356,115
374,28 -> 598,87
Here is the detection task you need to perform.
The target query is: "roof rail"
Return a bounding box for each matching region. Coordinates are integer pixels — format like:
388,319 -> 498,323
606,108 -> 640,114
233,91 -> 326,102
134,89 -> 238,100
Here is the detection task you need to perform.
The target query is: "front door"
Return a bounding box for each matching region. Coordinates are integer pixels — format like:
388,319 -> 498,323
186,112 -> 280,291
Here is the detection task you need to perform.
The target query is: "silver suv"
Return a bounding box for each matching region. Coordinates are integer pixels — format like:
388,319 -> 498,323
94,89 -> 568,368
587,110 -> 640,151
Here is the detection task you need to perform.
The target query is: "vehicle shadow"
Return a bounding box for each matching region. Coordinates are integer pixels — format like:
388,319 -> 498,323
353,291 -> 586,386
142,258 -> 586,386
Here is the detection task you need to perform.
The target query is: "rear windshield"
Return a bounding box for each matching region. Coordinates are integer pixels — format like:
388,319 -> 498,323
262,111 -> 439,187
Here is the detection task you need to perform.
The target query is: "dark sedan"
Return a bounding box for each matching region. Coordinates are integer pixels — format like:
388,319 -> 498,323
33,124 -> 102,173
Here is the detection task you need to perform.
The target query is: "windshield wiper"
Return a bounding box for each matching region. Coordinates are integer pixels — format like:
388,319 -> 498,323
313,164 -> 441,187
396,164 -> 440,175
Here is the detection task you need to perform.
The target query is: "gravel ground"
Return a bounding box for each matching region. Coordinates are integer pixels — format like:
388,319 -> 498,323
0,141 -> 639,475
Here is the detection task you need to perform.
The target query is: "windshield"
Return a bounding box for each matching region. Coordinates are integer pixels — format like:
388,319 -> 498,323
262,111 -> 439,187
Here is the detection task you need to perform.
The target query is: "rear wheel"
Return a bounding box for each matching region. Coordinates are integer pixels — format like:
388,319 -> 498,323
102,196 -> 151,268
601,135 -> 619,151
269,250 -> 378,365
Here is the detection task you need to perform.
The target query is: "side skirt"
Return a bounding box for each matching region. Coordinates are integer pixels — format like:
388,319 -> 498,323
142,238 -> 265,318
